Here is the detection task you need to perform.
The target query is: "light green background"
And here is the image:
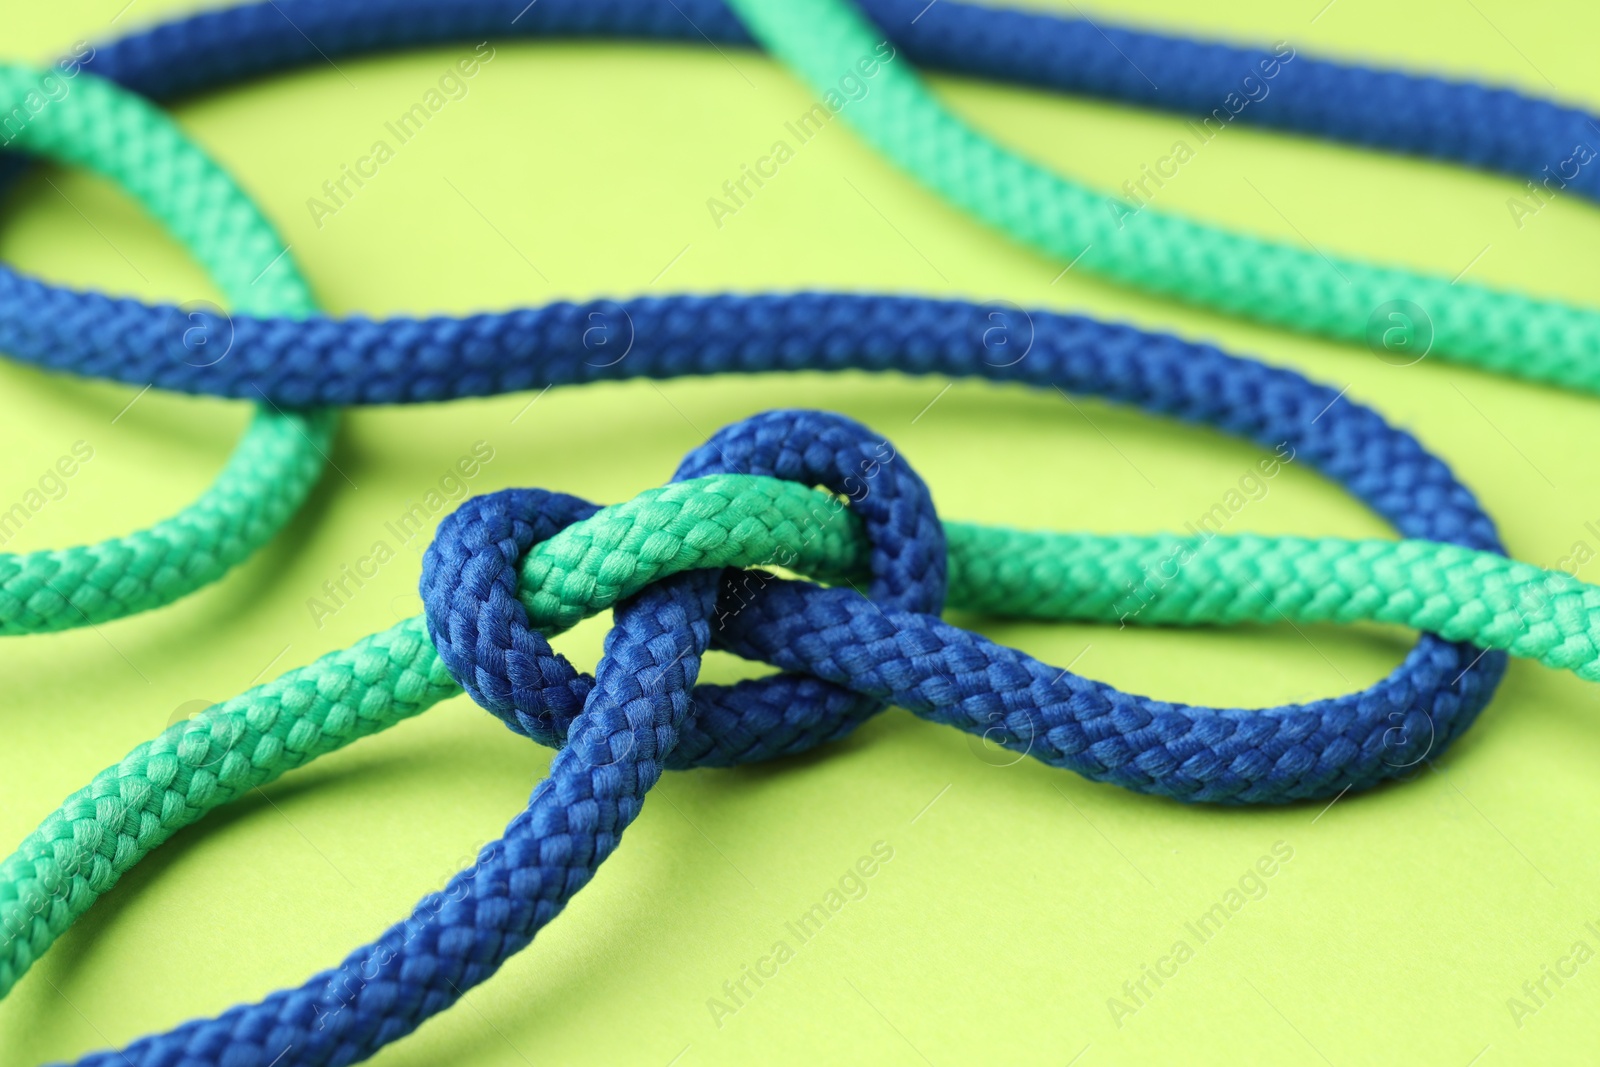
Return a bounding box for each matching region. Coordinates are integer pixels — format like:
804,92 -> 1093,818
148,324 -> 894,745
2,0 -> 1599,1063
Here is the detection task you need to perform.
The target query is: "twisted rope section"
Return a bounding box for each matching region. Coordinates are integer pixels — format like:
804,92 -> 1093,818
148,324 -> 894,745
0,65 -> 328,633
422,412 -> 946,756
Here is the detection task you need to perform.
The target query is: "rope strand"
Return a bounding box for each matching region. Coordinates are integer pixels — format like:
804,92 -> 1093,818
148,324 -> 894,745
0,65 -> 329,634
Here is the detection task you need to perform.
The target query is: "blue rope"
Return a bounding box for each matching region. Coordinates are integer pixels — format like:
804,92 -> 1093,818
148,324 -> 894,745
68,405 -> 1503,1066
15,0 -> 1580,1062
76,0 -> 1600,204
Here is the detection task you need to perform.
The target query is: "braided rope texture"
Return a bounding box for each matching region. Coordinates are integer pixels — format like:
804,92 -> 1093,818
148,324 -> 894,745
0,302 -> 1518,1013
0,410 -> 1519,1063
0,2 -> 1593,1062
0,42 -> 1531,1059
38,408 -> 1520,1066
0,65 -> 329,634
0,0 -> 1597,398
729,0 -> 1600,390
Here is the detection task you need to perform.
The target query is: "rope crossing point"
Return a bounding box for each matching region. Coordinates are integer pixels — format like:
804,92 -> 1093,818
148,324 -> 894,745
0,65 -> 328,636
0,0 -> 1598,1064
48,407 -> 1600,1067
30,405 -> 1600,1066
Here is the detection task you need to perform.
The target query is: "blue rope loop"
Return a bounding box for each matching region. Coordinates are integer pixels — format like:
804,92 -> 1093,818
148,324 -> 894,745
420,409 -> 948,765
712,576 -> 1488,799
419,488 -> 602,747
672,409 -> 948,615
72,406 -> 1505,1065
668,408 -> 947,764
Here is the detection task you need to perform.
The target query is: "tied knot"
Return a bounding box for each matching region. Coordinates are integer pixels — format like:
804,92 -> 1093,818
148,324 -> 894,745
420,409 -> 946,769
416,407 -> 1500,807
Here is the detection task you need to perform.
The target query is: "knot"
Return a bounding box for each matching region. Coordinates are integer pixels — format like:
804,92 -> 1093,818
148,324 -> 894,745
420,409 -> 945,768
420,406 -> 1498,805
672,408 -> 946,764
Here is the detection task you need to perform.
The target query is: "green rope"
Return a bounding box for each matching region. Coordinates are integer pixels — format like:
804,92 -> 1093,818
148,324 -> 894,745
3,471 -> 1598,997
0,65 -> 329,634
724,0 -> 1600,393
6,18 -> 1600,1010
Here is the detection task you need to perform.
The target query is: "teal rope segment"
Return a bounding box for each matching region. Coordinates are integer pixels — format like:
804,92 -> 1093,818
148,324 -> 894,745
0,63 -> 331,634
726,0 -> 1600,392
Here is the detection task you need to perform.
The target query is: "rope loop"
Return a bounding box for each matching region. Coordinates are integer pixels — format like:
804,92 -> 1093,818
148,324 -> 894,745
422,409 -> 949,768
420,489 -> 601,747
